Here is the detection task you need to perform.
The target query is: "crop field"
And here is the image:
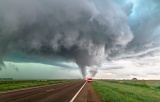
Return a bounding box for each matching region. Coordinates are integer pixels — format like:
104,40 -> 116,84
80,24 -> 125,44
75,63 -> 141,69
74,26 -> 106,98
93,80 -> 160,102
0,80 -> 75,91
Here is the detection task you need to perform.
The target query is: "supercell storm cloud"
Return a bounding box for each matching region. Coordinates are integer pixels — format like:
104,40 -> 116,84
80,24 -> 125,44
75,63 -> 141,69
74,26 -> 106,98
0,0 -> 160,77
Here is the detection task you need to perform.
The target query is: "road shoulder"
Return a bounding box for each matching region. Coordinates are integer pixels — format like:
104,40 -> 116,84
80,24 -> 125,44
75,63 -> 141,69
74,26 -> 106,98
74,82 -> 102,102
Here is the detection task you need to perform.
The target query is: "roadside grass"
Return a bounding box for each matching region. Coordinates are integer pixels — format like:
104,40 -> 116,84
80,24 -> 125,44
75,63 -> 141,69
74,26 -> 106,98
0,80 -> 76,91
92,81 -> 160,102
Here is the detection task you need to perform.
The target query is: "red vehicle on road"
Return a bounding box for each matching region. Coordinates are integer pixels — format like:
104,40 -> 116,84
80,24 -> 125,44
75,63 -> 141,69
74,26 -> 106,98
86,78 -> 93,82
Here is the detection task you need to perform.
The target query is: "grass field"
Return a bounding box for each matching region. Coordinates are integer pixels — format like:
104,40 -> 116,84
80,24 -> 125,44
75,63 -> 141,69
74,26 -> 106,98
92,80 -> 160,102
0,80 -> 75,92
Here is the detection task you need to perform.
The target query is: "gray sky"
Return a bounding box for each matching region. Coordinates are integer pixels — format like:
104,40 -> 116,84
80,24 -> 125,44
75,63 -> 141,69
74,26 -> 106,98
0,0 -> 160,79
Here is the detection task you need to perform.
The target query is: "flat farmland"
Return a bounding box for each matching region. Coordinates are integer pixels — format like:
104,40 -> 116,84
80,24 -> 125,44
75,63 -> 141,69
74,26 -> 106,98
0,80 -> 75,91
93,80 -> 160,102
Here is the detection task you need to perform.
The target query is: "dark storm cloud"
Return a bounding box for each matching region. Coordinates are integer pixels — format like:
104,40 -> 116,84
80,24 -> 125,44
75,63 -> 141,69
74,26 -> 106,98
4,54 -> 78,69
0,0 -> 133,77
0,0 -> 160,77
0,58 -> 5,66
106,0 -> 160,60
126,0 -> 160,53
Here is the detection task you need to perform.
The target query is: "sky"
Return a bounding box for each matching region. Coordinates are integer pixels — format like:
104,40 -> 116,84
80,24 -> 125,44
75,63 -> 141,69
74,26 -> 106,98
0,0 -> 160,79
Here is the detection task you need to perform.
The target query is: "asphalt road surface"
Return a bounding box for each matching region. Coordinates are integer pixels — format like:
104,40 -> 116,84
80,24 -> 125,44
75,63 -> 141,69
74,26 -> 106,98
0,80 -> 102,102
0,80 -> 86,102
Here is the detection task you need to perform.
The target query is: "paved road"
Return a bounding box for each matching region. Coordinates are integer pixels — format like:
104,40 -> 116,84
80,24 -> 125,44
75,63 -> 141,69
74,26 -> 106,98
0,80 -> 85,102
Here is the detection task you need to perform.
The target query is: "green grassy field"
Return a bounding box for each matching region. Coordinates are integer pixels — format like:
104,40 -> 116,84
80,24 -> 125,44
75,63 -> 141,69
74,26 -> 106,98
0,80 -> 75,92
93,80 -> 160,102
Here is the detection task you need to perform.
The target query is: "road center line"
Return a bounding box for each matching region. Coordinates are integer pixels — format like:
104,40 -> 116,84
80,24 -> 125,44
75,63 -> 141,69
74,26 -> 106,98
70,81 -> 86,102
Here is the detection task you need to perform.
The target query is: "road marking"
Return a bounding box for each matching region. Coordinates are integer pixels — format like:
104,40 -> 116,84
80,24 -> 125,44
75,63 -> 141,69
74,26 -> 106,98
70,81 -> 86,102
